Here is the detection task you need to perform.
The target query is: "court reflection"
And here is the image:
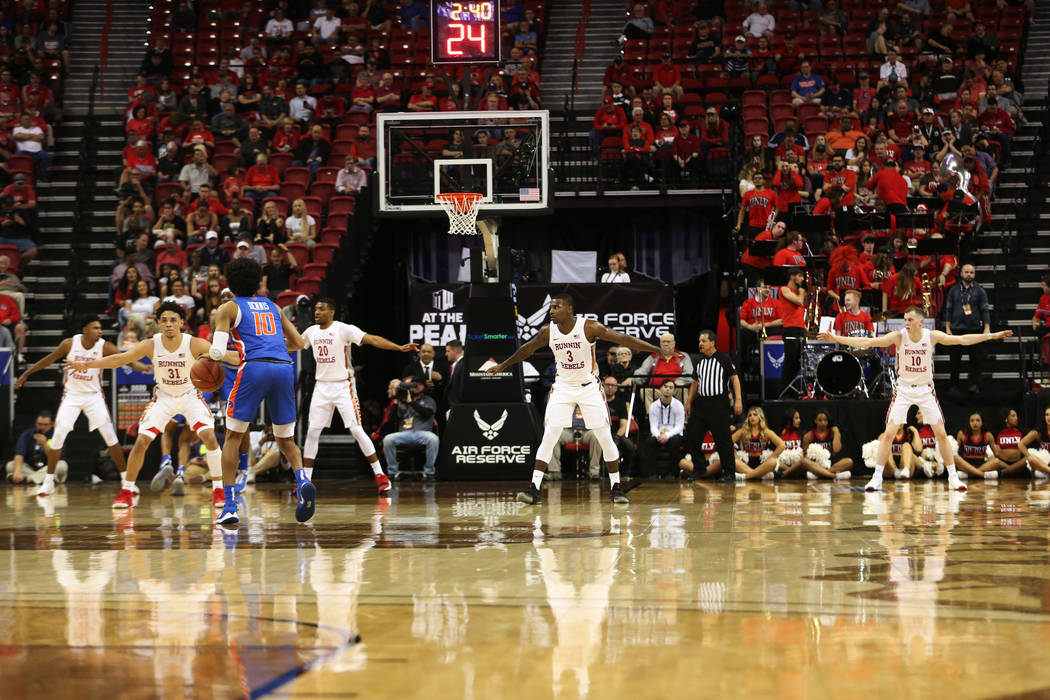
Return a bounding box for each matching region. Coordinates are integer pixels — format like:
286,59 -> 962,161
4,481 -> 1050,698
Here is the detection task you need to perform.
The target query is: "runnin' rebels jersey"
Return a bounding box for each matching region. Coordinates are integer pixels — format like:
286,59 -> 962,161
549,316 -> 597,384
897,328 -> 934,386
152,333 -> 195,396
701,430 -> 716,455
781,428 -> 801,450
997,427 -> 1024,451
302,321 -> 365,382
891,430 -> 910,455
64,334 -> 104,394
961,432 -> 989,460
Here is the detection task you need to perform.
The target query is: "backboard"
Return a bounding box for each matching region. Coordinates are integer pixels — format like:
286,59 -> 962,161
376,110 -> 550,216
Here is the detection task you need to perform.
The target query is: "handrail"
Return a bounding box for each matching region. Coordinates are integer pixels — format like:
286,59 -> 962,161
99,0 -> 113,99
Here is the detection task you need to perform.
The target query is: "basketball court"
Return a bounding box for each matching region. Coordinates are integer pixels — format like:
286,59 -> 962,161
3,480 -> 1050,698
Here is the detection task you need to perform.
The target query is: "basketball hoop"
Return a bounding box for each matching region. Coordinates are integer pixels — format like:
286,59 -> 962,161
436,192 -> 483,235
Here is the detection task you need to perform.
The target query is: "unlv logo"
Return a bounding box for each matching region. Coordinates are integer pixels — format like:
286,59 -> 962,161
474,409 -> 508,440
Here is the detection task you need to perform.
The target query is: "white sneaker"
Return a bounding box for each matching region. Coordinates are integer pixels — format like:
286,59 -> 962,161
835,471 -> 852,481
935,463 -> 945,476
1035,470 -> 1050,480
865,474 -> 883,492
735,471 -> 746,480
762,471 -> 775,480
948,475 -> 967,492
956,470 -> 969,480
898,467 -> 911,479
806,471 -> 818,480
36,478 -> 55,497
922,462 -> 934,478
984,470 -> 999,480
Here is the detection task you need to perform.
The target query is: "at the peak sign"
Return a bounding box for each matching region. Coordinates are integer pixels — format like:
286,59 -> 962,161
431,0 -> 502,65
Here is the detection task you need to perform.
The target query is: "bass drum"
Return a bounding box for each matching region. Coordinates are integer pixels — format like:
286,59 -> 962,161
816,350 -> 864,398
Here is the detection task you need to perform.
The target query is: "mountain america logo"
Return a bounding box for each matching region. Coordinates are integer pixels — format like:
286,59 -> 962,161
516,294 -> 551,340
474,409 -> 508,440
432,289 -> 455,312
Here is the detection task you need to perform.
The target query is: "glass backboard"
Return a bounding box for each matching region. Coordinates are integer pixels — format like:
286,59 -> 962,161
376,109 -> 549,216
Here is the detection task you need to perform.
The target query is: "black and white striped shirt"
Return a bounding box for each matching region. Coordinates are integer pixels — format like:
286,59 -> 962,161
693,351 -> 737,398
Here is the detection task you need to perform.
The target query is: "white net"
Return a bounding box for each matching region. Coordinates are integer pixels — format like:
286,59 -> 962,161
436,193 -> 483,235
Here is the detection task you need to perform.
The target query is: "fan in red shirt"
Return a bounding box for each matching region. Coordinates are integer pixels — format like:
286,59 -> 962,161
881,262 -> 923,314
652,54 -> 683,98
977,100 -> 1015,160
735,173 -> 778,237
125,104 -> 156,142
832,289 -> 873,336
901,144 -> 932,182
0,292 -> 25,359
772,163 -> 804,213
886,100 -> 917,142
867,160 -> 909,211
591,97 -> 627,152
826,244 -> 865,309
1033,274 -> 1050,366
774,134 -> 807,163
739,279 -> 782,378
740,220 -> 786,277
698,108 -> 730,153
822,154 -> 857,205
773,232 -> 807,268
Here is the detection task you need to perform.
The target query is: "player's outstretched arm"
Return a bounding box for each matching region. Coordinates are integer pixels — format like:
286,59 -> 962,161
208,301 -> 238,360
931,329 -> 1013,346
63,338 -> 154,372
584,320 -> 662,356
189,337 -> 240,365
14,337 -> 72,389
817,330 -> 900,349
486,326 -> 550,374
363,334 -> 418,353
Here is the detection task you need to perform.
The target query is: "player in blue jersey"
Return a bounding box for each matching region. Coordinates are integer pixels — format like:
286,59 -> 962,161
208,258 -> 310,525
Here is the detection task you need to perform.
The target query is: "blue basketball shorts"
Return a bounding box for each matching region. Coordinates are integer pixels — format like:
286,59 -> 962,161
226,360 -> 296,426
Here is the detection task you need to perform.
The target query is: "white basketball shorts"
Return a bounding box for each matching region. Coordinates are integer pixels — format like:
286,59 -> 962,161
308,379 -> 362,430
544,379 -> 611,431
140,389 -> 215,436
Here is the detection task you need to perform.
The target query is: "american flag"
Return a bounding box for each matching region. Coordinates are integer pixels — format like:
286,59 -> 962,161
519,187 -> 540,202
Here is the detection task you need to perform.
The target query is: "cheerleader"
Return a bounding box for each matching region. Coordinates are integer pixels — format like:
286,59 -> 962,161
989,408 -> 1031,477
888,422 -> 921,479
1021,407 -> 1050,477
731,406 -> 784,480
800,410 -> 854,479
913,408 -> 944,478
953,412 -> 999,479
776,410 -> 807,478
678,430 -> 722,479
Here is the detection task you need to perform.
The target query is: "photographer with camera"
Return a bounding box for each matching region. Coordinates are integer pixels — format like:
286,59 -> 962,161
381,377 -> 440,481
6,410 -> 67,484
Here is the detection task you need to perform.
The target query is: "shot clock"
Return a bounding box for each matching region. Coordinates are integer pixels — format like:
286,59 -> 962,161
430,0 -> 502,64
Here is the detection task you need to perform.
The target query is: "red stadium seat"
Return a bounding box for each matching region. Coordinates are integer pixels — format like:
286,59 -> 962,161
279,182 -> 307,200
283,167 -> 311,188
285,243 -> 310,269
295,277 -> 321,297
301,262 -> 327,280
0,245 -> 20,270
155,181 -> 181,204
327,196 -> 355,218
275,290 -> 299,308
311,243 -> 338,265
315,167 -> 340,184
319,228 -> 344,245
310,181 -> 335,201
269,152 -> 293,176
301,196 -> 323,218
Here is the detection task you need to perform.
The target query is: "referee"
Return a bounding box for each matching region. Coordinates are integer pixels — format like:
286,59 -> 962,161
685,329 -> 743,480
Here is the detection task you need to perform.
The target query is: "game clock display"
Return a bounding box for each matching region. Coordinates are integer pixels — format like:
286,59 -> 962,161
430,0 -> 502,64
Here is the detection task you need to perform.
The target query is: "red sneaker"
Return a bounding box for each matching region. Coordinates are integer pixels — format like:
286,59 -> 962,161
212,487 -> 226,508
375,472 -> 391,495
111,489 -> 136,509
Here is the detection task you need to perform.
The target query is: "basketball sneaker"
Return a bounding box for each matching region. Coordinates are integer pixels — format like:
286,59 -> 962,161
215,507 -> 239,526
234,468 -> 249,494
171,476 -> 185,496
864,473 -> 883,492
36,477 -> 55,497
834,471 -> 852,481
296,481 -> 316,522
517,484 -> 541,505
112,489 -> 136,509
610,484 -> 629,504
151,459 -> 174,492
375,473 -> 391,495
212,487 -> 225,508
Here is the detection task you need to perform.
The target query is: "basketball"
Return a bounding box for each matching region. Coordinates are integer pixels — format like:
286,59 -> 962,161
190,357 -> 225,392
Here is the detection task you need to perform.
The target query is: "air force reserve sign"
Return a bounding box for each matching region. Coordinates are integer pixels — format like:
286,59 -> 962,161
442,404 -> 538,479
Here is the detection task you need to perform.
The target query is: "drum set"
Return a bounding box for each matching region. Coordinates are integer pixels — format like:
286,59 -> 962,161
795,318 -> 906,400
